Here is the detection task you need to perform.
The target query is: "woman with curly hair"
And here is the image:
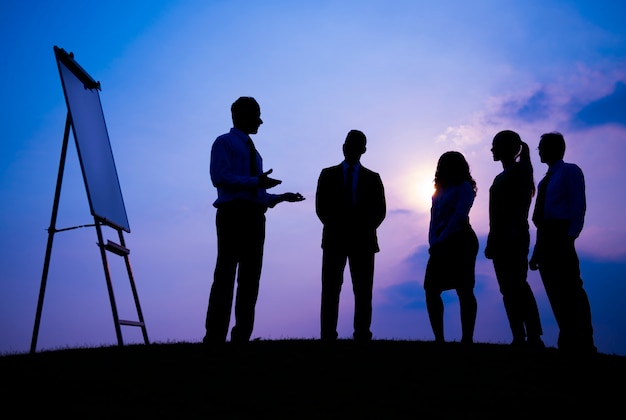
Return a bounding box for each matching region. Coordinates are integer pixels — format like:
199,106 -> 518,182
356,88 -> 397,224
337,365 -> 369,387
424,151 -> 479,344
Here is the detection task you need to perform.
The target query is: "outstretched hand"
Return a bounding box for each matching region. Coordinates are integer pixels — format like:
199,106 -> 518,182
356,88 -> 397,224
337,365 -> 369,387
484,246 -> 493,260
281,192 -> 305,202
259,169 -> 282,189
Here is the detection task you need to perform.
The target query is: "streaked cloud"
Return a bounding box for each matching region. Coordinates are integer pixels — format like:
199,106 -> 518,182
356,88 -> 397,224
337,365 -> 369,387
572,81 -> 626,127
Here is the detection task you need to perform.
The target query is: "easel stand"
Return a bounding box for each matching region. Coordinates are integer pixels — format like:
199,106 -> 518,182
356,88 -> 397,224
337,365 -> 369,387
30,113 -> 149,353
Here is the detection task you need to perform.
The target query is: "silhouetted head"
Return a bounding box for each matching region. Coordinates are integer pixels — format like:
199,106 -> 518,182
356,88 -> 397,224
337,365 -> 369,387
231,97 -> 263,135
538,132 -> 566,166
492,130 -> 522,163
492,129 -> 535,195
343,130 -> 367,165
434,151 -> 477,194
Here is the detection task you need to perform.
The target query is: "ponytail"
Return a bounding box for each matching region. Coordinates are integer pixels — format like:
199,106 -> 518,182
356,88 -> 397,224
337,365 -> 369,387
519,141 -> 536,197
518,141 -> 531,163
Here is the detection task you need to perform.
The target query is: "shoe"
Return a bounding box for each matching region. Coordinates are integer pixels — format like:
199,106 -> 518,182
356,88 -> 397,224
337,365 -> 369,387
202,336 -> 226,355
559,344 -> 597,356
526,337 -> 545,350
510,338 -> 526,347
461,337 -> 474,345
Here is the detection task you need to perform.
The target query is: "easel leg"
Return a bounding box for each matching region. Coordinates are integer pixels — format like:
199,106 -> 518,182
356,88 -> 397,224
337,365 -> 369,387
30,113 -> 71,354
95,220 -> 125,346
118,230 -> 150,345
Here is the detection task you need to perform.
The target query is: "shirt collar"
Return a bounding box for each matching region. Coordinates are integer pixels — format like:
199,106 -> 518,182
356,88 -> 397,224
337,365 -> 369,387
343,161 -> 361,170
547,159 -> 564,175
230,127 -> 252,143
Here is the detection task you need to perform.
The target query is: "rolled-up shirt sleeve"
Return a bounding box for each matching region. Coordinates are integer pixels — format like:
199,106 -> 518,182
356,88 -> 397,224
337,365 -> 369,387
210,132 -> 258,190
566,165 -> 586,238
210,128 -> 279,209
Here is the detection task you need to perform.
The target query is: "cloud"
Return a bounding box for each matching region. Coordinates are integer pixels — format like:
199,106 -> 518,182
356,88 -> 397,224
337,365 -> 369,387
405,243 -> 430,268
379,281 -> 425,311
571,81 -> 626,128
578,257 -> 626,354
376,244 -> 428,310
436,124 -> 492,149
578,226 -> 626,261
500,89 -> 552,123
434,84 -> 568,152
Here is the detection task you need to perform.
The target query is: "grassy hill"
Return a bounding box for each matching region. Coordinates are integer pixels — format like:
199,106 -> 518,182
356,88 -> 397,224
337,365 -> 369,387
1,339 -> 624,418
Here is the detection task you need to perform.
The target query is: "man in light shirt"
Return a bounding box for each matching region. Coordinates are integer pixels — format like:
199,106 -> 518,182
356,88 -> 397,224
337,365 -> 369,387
530,132 -> 596,355
203,96 -> 304,345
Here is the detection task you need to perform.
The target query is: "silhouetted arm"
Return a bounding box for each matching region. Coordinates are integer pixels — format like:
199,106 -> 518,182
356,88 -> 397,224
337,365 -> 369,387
436,182 -> 474,244
268,192 -> 305,208
315,168 -> 332,224
371,173 -> 386,228
259,169 -> 282,189
566,164 -> 586,239
210,135 -> 259,190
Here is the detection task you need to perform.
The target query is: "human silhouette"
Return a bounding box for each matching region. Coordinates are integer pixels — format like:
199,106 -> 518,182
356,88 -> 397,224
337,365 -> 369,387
485,130 -> 544,349
529,132 -> 596,354
424,151 -> 478,344
203,96 -> 305,345
315,130 -> 386,341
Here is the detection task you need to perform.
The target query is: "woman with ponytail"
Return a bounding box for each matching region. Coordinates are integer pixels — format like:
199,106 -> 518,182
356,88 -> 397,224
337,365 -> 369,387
485,130 -> 544,349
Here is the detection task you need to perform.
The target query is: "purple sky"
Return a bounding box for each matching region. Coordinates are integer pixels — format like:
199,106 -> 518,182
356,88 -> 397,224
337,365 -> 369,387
1,0 -> 626,356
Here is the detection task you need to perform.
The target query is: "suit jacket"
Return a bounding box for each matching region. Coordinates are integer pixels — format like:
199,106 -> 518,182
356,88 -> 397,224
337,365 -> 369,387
316,163 -> 386,253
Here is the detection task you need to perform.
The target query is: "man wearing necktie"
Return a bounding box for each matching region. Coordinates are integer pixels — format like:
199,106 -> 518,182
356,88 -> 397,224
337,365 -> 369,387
203,96 -> 305,345
315,130 -> 386,341
530,132 -> 596,355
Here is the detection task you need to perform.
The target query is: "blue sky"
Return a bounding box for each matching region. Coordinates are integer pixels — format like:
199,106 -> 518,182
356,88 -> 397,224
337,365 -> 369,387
1,0 -> 625,355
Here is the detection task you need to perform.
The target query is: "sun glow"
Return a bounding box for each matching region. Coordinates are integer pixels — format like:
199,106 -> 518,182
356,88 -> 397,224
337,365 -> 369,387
405,170 -> 436,212
418,178 -> 435,210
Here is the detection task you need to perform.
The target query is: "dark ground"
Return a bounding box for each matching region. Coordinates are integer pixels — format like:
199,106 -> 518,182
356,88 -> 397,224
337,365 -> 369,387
1,339 -> 624,418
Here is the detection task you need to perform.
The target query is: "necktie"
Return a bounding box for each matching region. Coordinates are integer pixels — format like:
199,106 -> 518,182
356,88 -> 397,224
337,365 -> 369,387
533,171 -> 552,227
345,165 -> 354,205
248,138 -> 259,176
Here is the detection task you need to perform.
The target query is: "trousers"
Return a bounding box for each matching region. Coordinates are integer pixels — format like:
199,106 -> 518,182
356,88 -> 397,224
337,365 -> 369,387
204,201 -> 266,343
